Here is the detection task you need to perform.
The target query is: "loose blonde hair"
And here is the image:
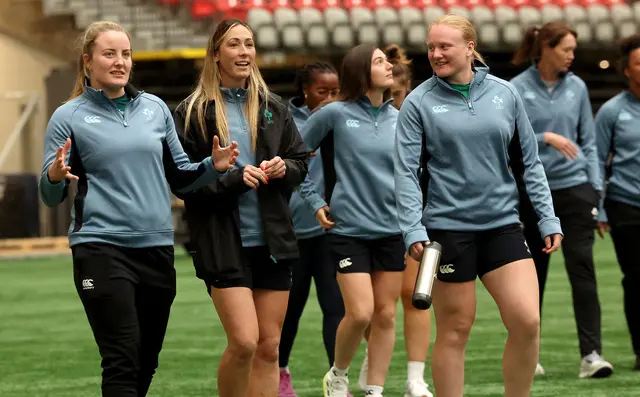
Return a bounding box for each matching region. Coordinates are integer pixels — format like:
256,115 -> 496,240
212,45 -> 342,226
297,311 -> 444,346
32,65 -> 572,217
429,15 -> 485,65
182,19 -> 270,149
68,21 -> 131,101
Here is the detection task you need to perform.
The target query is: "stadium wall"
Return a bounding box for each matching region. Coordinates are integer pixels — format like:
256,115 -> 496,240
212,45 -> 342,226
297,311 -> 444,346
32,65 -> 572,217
0,33 -> 67,175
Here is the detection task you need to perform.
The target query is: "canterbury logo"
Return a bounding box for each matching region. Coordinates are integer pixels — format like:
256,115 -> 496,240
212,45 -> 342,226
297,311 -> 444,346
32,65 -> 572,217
82,278 -> 94,290
345,119 -> 360,128
339,258 -> 352,268
432,105 -> 448,113
84,116 -> 102,124
439,264 -> 455,274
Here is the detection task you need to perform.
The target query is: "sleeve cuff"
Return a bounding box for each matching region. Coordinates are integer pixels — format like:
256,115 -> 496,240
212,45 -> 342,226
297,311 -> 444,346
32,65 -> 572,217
403,228 -> 430,252
309,195 -> 328,215
204,156 -> 227,176
537,217 -> 563,239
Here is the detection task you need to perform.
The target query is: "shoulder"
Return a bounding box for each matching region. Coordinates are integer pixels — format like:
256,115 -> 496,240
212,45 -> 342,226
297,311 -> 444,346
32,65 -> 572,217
50,96 -> 90,126
596,92 -> 626,120
403,78 -> 437,108
508,69 -> 530,88
264,92 -> 288,115
139,92 -> 171,116
483,75 -> 525,107
313,100 -> 346,117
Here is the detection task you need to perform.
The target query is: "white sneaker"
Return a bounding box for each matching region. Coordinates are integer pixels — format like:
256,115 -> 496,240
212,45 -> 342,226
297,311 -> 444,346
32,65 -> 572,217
358,352 -> 368,391
578,351 -> 614,379
535,362 -> 545,376
323,368 -> 349,397
403,380 -> 434,397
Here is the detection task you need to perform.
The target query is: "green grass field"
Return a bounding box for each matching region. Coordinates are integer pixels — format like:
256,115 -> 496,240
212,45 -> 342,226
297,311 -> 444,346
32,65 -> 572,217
1,236 -> 637,396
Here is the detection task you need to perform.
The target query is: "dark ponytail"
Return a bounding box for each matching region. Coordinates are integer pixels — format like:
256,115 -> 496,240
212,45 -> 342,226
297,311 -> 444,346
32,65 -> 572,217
512,21 -> 577,66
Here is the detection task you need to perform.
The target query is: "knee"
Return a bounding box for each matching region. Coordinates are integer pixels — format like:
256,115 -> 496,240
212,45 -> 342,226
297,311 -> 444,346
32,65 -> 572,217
228,335 -> 259,363
255,337 -> 281,363
371,304 -> 397,330
437,316 -> 474,348
346,306 -> 374,330
507,313 -> 540,342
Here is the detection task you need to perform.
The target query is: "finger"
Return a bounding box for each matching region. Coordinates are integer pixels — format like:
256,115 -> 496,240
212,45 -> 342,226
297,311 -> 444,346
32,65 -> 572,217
272,168 -> 286,179
66,172 -> 79,181
248,167 -> 268,184
228,140 -> 238,151
62,138 -> 72,158
309,151 -> 316,157
212,135 -> 221,150
244,175 -> 259,189
266,162 -> 286,177
267,156 -> 283,168
260,160 -> 269,171
56,146 -> 64,160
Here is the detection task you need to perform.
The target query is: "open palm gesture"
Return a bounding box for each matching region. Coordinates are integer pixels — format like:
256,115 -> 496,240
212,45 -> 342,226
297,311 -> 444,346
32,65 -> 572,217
47,138 -> 78,183
211,136 -> 240,172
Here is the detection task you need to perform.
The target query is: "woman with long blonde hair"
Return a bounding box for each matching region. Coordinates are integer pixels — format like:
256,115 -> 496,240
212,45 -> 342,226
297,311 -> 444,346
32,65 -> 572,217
394,15 -> 563,396
173,19 -> 309,397
39,20 -> 238,397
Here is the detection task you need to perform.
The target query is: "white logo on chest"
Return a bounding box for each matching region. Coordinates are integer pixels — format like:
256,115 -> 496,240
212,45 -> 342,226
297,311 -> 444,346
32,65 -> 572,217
84,116 -> 102,124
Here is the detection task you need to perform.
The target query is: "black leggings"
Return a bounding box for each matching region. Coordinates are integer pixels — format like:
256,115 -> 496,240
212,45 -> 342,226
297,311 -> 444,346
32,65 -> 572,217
279,235 -> 345,368
520,182 -> 602,357
605,198 -> 640,357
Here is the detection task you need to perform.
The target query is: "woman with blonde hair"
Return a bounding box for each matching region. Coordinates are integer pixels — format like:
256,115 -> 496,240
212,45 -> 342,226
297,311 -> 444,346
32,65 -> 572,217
173,19 -> 309,397
358,43 -> 433,397
394,15 -> 563,397
39,20 -> 238,396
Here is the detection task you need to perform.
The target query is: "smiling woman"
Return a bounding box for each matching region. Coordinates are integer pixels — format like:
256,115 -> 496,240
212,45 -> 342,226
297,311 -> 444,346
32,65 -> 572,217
172,18 -> 309,397
39,20 -> 240,397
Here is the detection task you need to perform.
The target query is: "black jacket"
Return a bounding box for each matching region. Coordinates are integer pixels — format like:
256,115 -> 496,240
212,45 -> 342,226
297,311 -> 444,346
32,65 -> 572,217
173,93 -> 309,284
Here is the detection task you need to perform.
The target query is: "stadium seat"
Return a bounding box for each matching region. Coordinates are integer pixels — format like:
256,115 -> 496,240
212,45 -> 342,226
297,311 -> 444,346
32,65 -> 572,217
406,23 -> 427,47
324,7 -> 350,30
248,8 -> 274,30
349,7 -> 376,30
332,24 -> 356,47
307,24 -> 330,47
575,22 -> 593,43
298,7 -> 325,26
518,6 -> 542,26
190,0 -> 216,19
564,4 -> 588,24
282,25 -> 306,49
274,7 -> 300,30
255,25 -> 280,49
424,6 -> 446,24
619,20 -> 638,38
358,23 -> 380,44
610,3 -> 633,24
503,22 -> 523,45
478,23 -> 500,47
381,23 -> 405,45
398,6 -> 424,26
493,5 -> 518,26
594,22 -> 615,43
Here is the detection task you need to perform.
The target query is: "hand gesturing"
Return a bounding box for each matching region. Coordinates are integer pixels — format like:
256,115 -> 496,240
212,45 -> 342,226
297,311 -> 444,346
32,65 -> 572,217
212,136 -> 240,172
47,138 -> 78,183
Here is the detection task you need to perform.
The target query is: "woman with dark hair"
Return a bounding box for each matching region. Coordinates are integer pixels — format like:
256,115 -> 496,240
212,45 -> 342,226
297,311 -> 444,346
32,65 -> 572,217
299,44 -> 401,397
358,44 -> 433,397
173,19 -> 309,397
510,21 -> 613,378
277,62 -> 346,397
595,34 -> 640,371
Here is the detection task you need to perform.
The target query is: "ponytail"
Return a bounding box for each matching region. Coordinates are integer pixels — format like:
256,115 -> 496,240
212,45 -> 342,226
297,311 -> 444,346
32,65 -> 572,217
472,49 -> 485,65
511,26 -> 539,65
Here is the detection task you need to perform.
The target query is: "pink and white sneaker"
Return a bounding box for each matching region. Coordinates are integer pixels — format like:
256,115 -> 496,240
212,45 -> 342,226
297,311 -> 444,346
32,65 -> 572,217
279,369 -> 298,397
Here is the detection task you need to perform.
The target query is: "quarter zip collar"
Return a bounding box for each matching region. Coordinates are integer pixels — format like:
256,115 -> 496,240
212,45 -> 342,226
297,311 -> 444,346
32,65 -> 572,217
525,65 -> 572,94
355,95 -> 394,113
434,64 -> 488,93
288,97 -> 311,119
82,78 -> 143,104
221,87 -> 248,103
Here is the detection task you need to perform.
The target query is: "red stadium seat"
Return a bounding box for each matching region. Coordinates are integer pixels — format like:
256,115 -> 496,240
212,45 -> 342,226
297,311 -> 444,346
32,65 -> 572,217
191,0 -> 216,18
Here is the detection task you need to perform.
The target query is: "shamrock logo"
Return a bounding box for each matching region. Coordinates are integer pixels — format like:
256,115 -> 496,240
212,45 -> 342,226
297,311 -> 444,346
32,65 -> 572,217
264,109 -> 273,124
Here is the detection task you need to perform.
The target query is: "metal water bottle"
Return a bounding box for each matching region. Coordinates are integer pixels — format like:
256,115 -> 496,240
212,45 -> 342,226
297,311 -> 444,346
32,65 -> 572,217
412,241 -> 442,310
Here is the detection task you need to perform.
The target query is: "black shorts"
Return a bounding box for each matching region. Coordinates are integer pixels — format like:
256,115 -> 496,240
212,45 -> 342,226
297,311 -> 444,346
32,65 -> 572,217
206,245 -> 293,291
327,234 -> 406,274
428,223 -> 532,283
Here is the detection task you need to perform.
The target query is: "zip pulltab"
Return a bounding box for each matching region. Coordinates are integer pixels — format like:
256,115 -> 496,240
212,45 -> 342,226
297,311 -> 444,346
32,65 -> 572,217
270,255 -> 278,264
